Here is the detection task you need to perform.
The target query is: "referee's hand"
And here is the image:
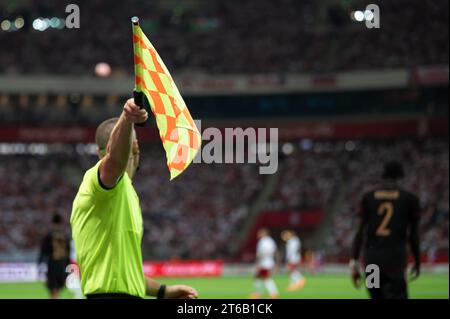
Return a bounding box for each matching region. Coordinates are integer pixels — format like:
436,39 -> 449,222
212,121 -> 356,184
165,285 -> 198,299
123,98 -> 148,124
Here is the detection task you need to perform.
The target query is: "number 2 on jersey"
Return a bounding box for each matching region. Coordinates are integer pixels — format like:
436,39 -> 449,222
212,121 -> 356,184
376,201 -> 393,236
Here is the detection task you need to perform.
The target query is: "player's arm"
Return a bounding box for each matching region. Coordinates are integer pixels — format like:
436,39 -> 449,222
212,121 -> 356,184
37,234 -> 51,276
145,277 -> 198,299
274,247 -> 281,271
350,196 -> 368,288
351,219 -> 366,262
38,234 -> 51,265
408,196 -> 421,280
99,98 -> 148,188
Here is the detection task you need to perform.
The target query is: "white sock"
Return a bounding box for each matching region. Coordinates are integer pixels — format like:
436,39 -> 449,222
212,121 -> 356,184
72,287 -> 83,299
254,279 -> 264,295
264,279 -> 278,295
71,276 -> 83,299
290,270 -> 303,283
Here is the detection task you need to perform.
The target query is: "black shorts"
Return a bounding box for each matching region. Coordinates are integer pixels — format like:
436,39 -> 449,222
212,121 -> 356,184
86,293 -> 142,299
46,261 -> 68,290
364,251 -> 408,299
366,269 -> 407,299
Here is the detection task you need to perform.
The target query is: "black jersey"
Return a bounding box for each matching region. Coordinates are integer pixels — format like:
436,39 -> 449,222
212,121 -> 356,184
360,187 -> 420,271
39,230 -> 71,265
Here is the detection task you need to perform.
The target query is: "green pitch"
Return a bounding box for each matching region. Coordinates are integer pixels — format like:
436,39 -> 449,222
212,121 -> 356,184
0,273 -> 448,299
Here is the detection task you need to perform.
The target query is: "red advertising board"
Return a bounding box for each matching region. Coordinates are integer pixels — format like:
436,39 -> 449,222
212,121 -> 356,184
410,65 -> 449,86
0,118 -> 447,142
142,260 -> 223,277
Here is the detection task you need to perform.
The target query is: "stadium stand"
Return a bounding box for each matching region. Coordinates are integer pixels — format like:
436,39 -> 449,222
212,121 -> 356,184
0,0 -> 447,265
0,138 -> 447,262
0,0 -> 448,75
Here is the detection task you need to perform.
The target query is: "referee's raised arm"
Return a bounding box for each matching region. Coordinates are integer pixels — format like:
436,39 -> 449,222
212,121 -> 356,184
99,98 -> 148,188
71,98 -> 198,299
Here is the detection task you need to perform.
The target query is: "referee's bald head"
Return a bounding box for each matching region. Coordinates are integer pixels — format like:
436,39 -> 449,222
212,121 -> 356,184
95,117 -> 119,156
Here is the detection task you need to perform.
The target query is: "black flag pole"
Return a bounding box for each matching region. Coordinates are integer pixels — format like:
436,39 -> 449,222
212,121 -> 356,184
131,16 -> 147,127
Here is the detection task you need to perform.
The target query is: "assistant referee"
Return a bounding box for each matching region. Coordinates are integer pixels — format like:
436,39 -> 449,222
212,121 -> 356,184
71,98 -> 198,299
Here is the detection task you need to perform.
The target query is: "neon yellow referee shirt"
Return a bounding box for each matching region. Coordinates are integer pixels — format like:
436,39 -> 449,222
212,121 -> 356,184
71,161 -> 145,298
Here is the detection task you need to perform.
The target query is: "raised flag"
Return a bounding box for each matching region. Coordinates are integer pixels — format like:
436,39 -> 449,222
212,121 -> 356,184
131,17 -> 201,180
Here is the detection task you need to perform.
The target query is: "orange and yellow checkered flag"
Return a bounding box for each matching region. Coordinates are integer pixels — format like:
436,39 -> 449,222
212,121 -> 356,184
131,17 -> 201,180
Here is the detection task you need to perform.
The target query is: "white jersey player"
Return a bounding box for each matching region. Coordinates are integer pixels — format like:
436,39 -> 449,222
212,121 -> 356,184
67,239 -> 83,299
250,228 -> 279,299
282,230 -> 306,291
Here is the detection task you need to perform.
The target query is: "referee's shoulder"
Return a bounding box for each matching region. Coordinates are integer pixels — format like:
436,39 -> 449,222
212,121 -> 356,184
82,161 -> 101,181
74,163 -> 100,194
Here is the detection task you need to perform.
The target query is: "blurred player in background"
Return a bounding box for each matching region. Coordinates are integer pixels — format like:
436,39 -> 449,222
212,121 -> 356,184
250,228 -> 279,299
71,99 -> 198,299
281,230 -> 306,291
350,161 -> 421,299
38,213 -> 71,299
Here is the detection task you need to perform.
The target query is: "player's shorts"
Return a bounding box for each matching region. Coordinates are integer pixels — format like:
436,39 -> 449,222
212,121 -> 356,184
46,261 -> 68,290
255,268 -> 272,279
287,263 -> 300,271
366,269 -> 407,299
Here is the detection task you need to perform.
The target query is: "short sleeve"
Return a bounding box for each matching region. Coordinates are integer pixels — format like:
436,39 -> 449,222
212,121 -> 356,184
88,160 -> 123,197
358,193 -> 369,222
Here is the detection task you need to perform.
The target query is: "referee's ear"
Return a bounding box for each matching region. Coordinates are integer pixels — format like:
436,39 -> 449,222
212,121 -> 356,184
97,148 -> 106,160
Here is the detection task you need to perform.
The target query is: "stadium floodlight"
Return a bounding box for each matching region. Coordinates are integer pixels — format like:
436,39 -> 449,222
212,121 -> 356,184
43,18 -> 51,30
353,10 -> 365,22
49,17 -> 60,28
15,17 -> 24,29
32,18 -> 50,31
364,10 -> 374,21
1,20 -> 11,31
32,18 -> 43,31
57,18 -> 65,29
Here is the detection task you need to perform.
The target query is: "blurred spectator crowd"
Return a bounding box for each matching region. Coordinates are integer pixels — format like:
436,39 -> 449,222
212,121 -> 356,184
0,138 -> 447,262
268,146 -> 345,210
0,145 -> 262,260
0,0 -> 448,75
